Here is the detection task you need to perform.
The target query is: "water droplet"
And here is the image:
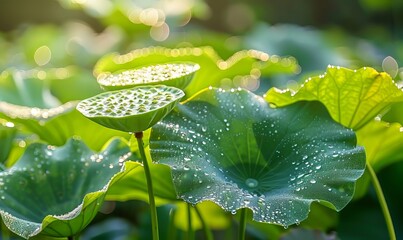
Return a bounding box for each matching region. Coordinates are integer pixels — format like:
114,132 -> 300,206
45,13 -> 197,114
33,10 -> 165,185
315,165 -> 322,170
183,165 -> 190,171
310,179 -> 316,184
245,178 -> 259,188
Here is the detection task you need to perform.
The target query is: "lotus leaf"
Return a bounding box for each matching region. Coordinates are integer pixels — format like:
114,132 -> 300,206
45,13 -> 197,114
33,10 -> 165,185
265,66 -> 403,130
0,138 -> 136,239
150,87 -> 366,227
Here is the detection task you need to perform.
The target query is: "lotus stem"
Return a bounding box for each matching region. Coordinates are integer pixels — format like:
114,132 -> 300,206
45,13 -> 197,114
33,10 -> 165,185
239,208 -> 247,240
168,207 -> 178,240
367,163 -> 396,240
195,205 -> 213,240
187,203 -> 194,240
135,132 -> 159,240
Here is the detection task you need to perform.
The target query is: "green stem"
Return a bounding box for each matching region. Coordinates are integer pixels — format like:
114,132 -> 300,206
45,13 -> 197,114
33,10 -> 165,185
367,163 -> 396,240
68,235 -> 79,240
194,205 -> 213,240
187,203 -> 194,240
135,132 -> 159,240
238,208 -> 247,240
168,207 -> 177,240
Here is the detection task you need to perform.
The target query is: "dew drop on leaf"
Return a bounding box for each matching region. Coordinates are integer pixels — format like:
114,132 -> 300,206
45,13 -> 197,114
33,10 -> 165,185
245,178 -> 259,188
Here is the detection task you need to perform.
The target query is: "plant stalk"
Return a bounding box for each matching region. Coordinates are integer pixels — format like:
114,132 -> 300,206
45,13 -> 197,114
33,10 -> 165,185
239,208 -> 247,240
187,203 -> 194,240
194,205 -> 213,240
168,207 -> 177,240
367,163 -> 396,240
135,132 -> 159,240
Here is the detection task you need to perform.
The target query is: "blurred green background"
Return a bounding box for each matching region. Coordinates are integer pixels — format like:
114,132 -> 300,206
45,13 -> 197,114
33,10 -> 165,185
0,0 -> 402,239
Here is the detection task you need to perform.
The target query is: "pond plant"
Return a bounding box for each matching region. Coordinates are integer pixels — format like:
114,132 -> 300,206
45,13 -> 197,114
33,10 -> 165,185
0,46 -> 400,240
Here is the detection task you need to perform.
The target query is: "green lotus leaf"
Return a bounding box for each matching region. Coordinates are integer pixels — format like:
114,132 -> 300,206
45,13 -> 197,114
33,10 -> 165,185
0,120 -> 16,164
265,66 -> 403,130
93,46 -> 299,97
150,88 -> 366,227
0,138 -> 137,239
77,85 -> 185,133
97,63 -> 200,91
356,120 -> 403,171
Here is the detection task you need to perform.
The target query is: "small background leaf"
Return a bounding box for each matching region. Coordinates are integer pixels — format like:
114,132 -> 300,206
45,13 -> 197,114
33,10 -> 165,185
356,120 -> 403,171
0,121 -> 16,165
106,162 -> 177,205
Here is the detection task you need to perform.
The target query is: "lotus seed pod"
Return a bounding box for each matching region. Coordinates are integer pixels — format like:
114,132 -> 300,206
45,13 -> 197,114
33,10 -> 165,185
77,85 -> 185,132
97,63 -> 200,91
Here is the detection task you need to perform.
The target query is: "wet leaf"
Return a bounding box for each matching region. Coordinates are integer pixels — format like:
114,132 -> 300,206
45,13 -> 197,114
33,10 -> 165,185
0,138 -> 136,239
150,88 -> 365,227
94,46 -> 299,96
77,85 -> 184,133
98,63 -> 200,91
265,66 -> 403,130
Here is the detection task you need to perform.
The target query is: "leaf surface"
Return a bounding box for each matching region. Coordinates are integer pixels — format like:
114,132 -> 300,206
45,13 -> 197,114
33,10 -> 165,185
150,88 -> 365,226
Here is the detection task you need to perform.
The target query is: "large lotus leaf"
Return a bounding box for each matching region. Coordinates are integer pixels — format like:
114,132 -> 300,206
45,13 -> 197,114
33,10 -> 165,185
356,120 -> 403,171
150,88 -> 366,227
265,66 -> 403,130
93,46 -> 299,97
0,138 -> 137,239
97,63 -> 200,91
77,85 -> 185,133
0,101 -> 129,149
